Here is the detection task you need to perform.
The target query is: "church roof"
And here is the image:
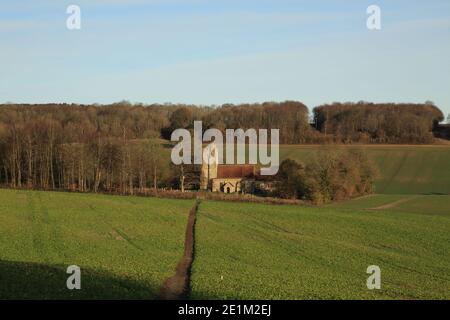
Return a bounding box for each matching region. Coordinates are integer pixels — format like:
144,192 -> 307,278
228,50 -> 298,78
217,165 -> 256,178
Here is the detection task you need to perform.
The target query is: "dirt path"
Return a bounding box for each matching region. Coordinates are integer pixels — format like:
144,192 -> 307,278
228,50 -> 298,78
159,200 -> 199,300
370,196 -> 419,210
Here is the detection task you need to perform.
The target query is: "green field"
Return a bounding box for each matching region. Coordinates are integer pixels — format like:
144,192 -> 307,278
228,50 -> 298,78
190,145 -> 450,299
190,198 -> 450,299
0,189 -> 194,299
1,145 -> 450,299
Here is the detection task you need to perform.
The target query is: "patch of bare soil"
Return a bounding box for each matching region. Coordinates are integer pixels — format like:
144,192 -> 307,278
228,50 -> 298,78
110,229 -> 125,241
159,201 -> 199,300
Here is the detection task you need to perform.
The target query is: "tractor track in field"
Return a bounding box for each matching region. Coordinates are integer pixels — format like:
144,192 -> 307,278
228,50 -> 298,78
369,196 -> 420,210
159,200 -> 199,300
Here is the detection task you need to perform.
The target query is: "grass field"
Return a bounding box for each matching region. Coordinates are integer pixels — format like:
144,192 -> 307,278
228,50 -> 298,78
190,198 -> 450,299
1,145 -> 449,299
190,145 -> 450,299
0,189 -> 194,299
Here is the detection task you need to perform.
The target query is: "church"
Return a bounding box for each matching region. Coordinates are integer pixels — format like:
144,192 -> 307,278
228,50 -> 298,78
199,144 -> 257,194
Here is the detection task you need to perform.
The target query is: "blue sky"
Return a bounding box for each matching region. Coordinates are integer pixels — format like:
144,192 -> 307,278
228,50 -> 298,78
1,0 -> 449,117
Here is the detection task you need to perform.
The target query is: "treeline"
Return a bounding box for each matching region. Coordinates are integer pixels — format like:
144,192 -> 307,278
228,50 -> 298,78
0,100 -> 444,192
313,102 -> 444,143
0,101 -> 321,190
0,101 -> 444,146
0,104 -> 175,192
164,101 -> 321,143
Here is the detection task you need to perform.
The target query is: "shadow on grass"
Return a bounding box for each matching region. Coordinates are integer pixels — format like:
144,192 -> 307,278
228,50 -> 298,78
0,260 -> 162,300
420,192 -> 448,195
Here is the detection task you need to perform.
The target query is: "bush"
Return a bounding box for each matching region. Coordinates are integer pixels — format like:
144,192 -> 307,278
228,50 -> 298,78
275,149 -> 378,204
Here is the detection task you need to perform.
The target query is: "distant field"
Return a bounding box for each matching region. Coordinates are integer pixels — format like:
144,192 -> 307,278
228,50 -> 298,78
328,194 -> 450,217
280,145 -> 450,195
191,199 -> 450,299
0,189 -> 193,299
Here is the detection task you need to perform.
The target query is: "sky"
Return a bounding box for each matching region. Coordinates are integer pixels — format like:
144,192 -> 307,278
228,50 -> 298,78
1,0 -> 449,117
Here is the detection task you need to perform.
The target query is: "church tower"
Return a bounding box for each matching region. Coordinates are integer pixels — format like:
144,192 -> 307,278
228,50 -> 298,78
200,143 -> 218,190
